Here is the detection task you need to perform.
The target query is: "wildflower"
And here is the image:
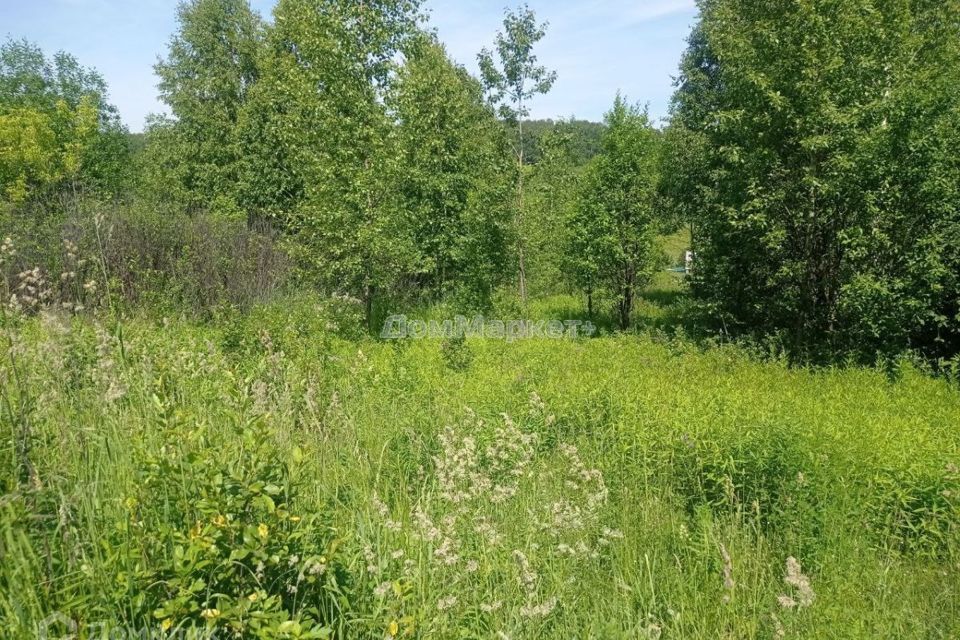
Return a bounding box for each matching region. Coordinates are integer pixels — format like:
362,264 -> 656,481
719,543 -> 735,602
433,536 -> 460,566
373,493 -> 403,531
161,619 -> 173,631
771,613 -> 786,638
93,325 -> 128,403
364,545 -> 378,574
200,609 -> 220,620
387,620 -> 400,637
374,582 -> 392,598
480,601 -> 503,613
373,493 -> 390,517
520,596 -> 558,618
248,592 -> 259,602
437,595 -> 458,611
779,557 -> 815,608
413,505 -> 441,541
257,523 -> 269,539
104,382 -> 127,404
513,550 -> 538,594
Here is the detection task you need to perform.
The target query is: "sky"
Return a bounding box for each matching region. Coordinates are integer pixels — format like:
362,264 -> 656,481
0,0 -> 699,132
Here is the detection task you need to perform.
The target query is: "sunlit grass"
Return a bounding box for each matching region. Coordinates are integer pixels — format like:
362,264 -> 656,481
0,294 -> 958,638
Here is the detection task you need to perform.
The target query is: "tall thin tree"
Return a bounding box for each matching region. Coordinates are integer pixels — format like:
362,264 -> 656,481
478,4 -> 556,304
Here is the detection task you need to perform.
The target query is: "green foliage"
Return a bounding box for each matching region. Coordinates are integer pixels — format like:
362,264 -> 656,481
477,5 -> 557,127
0,39 -> 129,203
136,1 -> 563,313
672,0 -> 960,362
1,300 -> 959,637
133,411 -> 346,637
147,0 -> 263,216
0,205 -> 289,316
525,125 -> 583,295
239,0 -> 425,321
0,107 -> 59,202
439,332 -> 472,371
479,4 -> 557,303
521,118 -> 605,166
567,96 -> 663,328
657,124 -> 709,235
391,36 -> 514,308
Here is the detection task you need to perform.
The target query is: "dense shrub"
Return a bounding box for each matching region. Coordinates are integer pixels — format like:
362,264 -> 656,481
0,202 -> 289,314
101,207 -> 288,311
131,411 -> 348,637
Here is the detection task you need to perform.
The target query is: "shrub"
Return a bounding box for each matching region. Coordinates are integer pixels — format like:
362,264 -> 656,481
0,202 -> 290,315
128,407 -> 349,637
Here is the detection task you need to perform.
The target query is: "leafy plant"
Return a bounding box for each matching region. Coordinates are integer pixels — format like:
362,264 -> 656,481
131,406 -> 348,637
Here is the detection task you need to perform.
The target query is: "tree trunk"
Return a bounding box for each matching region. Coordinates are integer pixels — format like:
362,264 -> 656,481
619,288 -> 632,330
619,267 -> 635,330
364,280 -> 374,333
517,117 -> 527,305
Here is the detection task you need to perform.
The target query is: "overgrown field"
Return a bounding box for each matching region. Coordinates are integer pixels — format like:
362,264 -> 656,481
1,295 -> 958,639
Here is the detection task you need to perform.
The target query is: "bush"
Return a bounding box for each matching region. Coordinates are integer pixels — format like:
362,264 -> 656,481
129,406 -> 349,637
0,201 -> 290,314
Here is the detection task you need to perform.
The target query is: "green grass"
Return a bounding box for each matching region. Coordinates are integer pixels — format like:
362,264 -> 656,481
1,294 -> 958,638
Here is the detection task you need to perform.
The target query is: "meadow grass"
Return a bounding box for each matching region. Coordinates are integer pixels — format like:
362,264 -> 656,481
0,293 -> 958,638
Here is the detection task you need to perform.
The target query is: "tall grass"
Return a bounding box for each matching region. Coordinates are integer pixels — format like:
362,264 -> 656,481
0,291 -> 958,637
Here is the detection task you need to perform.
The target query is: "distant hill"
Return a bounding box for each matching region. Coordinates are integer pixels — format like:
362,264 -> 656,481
522,118 -> 605,166
126,132 -> 147,156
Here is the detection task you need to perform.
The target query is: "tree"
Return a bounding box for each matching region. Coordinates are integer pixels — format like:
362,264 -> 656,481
520,118 -> 605,166
658,24 -> 719,239
153,0 -> 263,217
567,96 -> 662,329
241,0 -> 424,325
391,35 -> 514,307
0,108 -> 58,203
478,4 -> 557,303
672,0 -> 960,361
0,39 -> 129,203
526,125 -> 582,295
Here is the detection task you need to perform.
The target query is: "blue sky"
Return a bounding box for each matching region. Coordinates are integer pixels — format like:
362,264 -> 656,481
1,0 -> 699,132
